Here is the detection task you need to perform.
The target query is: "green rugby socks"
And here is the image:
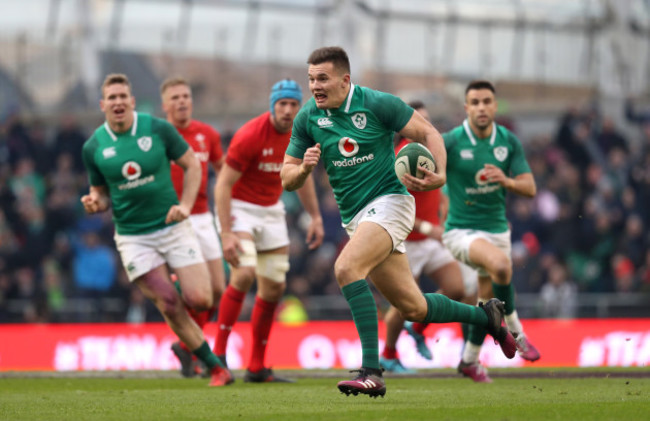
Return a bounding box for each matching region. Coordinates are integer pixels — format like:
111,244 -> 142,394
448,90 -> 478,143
424,293 -> 488,326
193,341 -> 225,370
342,280 -> 380,370
492,282 -> 515,315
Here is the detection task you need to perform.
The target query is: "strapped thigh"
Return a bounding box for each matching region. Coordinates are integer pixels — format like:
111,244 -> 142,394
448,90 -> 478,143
255,253 -> 289,283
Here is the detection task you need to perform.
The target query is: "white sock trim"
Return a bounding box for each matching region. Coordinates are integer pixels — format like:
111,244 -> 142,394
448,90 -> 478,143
504,310 -> 524,336
461,342 -> 482,363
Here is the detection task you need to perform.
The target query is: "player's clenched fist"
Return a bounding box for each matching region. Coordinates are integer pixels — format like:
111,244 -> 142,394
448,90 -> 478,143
165,204 -> 190,224
80,192 -> 109,214
301,143 -> 321,174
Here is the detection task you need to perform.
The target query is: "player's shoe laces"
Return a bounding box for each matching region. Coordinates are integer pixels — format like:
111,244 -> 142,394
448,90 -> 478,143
515,334 -> 541,362
337,368 -> 386,398
457,360 -> 493,383
171,341 -> 196,378
209,364 -> 234,387
244,367 -> 294,383
480,299 -> 517,359
379,356 -> 416,374
404,321 -> 433,360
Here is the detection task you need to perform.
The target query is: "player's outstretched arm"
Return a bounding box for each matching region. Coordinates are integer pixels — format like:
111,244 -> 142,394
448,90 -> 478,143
281,144 -> 321,192
80,185 -> 110,214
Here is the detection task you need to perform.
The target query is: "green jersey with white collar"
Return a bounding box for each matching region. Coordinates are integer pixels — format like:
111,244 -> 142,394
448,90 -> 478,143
443,120 -> 531,233
82,112 -> 189,235
286,84 -> 413,224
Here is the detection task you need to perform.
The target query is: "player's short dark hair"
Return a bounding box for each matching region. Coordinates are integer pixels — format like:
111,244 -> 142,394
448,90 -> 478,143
408,100 -> 425,110
101,73 -> 132,97
160,76 -> 190,96
308,47 -> 351,74
465,80 -> 496,95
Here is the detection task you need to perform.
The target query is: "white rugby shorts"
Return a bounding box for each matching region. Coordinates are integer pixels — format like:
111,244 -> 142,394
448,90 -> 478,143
114,219 -> 205,282
458,260 -> 479,297
442,228 -> 511,277
188,212 -> 223,260
404,237 -> 456,279
343,194 -> 415,253
229,199 -> 289,251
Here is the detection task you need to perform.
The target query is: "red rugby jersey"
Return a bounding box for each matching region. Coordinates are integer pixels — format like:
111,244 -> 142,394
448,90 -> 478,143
170,120 -> 223,214
226,112 -> 289,206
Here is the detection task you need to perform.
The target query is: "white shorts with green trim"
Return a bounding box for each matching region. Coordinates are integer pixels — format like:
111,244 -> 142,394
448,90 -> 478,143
114,219 -> 205,282
188,212 -> 223,260
343,194 -> 415,253
442,228 -> 511,277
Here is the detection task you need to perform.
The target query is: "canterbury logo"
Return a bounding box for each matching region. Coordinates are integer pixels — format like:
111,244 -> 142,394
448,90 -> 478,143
358,379 -> 377,388
317,117 -> 333,127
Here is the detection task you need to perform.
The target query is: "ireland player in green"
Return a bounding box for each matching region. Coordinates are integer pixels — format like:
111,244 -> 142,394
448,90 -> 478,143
81,73 -> 232,387
442,80 -> 541,383
281,47 -> 516,398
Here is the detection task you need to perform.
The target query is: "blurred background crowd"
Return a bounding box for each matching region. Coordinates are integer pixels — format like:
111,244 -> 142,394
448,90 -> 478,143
1,97 -> 649,323
1,0 -> 649,323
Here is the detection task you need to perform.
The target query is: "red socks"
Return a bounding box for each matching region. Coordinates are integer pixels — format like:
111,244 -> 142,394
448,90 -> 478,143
211,285 -> 278,372
411,322 -> 427,335
382,345 -> 398,360
213,285 -> 245,355
248,296 -> 278,373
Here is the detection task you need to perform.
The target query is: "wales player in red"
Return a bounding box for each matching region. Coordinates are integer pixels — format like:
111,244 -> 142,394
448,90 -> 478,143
161,76 -> 227,378
212,79 -> 323,383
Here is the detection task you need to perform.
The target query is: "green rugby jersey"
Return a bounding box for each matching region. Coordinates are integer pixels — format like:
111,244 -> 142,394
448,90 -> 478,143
286,84 -> 413,224
443,120 -> 531,233
82,112 -> 189,235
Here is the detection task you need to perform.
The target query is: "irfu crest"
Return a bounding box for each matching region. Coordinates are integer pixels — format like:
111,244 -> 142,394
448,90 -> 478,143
137,136 -> 152,152
493,146 -> 508,162
351,113 -> 367,130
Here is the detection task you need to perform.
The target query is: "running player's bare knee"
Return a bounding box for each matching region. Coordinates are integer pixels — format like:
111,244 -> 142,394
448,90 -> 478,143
157,289 -> 183,319
401,308 -> 426,323
183,293 -> 212,312
492,258 -> 512,284
334,259 -> 362,286
398,303 -> 426,322
445,284 -> 465,302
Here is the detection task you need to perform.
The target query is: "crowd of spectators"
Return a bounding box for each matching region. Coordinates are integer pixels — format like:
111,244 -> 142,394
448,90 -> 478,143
509,99 -> 650,298
0,98 -> 649,323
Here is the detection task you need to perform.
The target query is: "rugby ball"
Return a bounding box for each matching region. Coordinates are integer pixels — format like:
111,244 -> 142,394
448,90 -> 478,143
395,142 -> 436,180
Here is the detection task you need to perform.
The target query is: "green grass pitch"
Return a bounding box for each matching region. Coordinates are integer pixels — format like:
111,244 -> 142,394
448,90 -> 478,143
0,368 -> 647,420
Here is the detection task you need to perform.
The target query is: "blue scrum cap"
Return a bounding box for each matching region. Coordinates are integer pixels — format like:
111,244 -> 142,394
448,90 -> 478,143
269,79 -> 302,115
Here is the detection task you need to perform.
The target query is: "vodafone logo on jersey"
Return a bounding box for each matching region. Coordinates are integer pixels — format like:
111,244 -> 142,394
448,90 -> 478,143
338,137 -> 359,157
466,168 -> 500,195
475,168 -> 489,186
118,161 -> 154,190
332,137 -> 374,168
122,161 -> 142,180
